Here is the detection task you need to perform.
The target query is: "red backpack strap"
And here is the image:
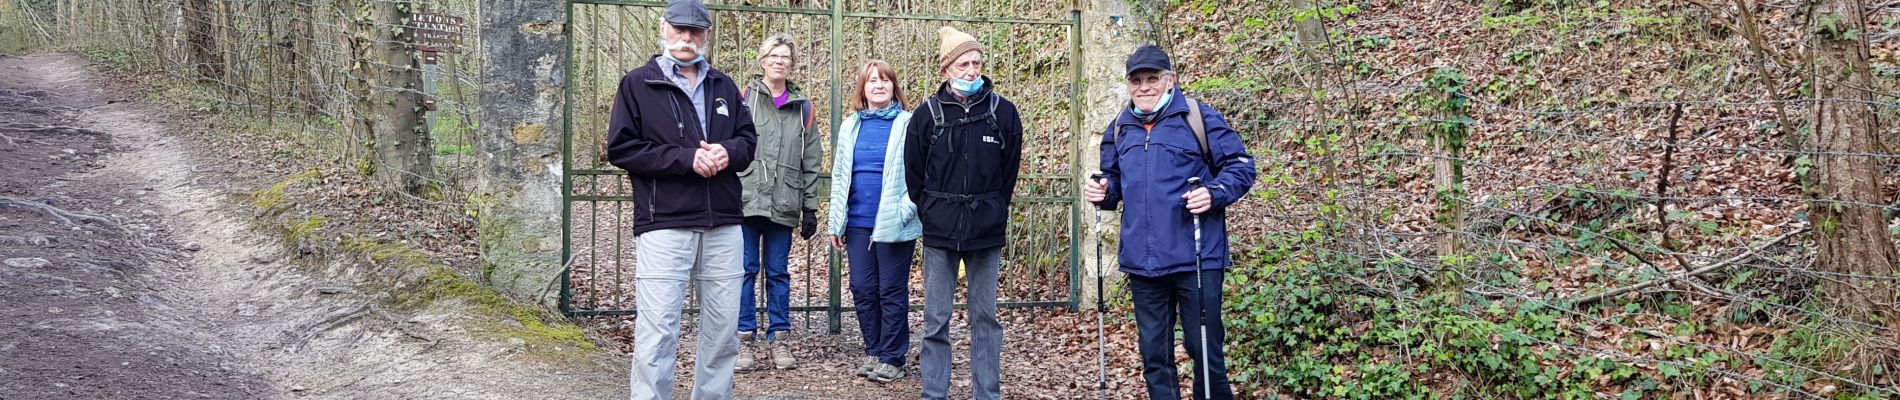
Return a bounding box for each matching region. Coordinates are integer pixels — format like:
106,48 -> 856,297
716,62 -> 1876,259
803,102 -> 814,130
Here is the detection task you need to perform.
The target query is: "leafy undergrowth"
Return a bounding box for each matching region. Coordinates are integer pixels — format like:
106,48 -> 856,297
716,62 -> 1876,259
1149,0 -> 1900,398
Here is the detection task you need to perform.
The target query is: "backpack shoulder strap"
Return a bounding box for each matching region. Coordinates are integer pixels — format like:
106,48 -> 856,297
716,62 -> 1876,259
802,101 -> 814,131
1186,97 -> 1209,157
925,98 -> 947,145
926,97 -> 945,126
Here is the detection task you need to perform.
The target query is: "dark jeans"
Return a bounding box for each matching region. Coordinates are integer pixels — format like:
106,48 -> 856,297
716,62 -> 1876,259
843,227 -> 916,366
1129,269 -> 1232,400
739,217 -> 792,340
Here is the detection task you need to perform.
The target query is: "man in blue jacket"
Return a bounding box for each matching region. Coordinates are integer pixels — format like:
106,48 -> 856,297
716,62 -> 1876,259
604,1 -> 757,399
1083,45 -> 1256,400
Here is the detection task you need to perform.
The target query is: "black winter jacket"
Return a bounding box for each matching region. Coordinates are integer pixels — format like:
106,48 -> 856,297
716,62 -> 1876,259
605,58 -> 758,235
903,77 -> 1024,251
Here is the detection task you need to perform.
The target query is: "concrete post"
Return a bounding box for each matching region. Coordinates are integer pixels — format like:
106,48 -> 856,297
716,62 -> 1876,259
1078,0 -> 1155,308
474,0 -> 567,306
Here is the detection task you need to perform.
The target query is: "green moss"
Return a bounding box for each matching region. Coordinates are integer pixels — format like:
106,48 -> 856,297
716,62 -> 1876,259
251,180 -> 595,358
405,263 -> 597,353
340,236 -> 593,353
284,215 -> 327,242
251,168 -> 323,213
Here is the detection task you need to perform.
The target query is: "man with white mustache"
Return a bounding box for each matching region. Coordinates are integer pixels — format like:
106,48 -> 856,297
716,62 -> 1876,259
603,0 -> 758,399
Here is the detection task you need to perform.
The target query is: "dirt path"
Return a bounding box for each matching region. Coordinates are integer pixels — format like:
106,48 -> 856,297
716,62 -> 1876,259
1,53 -> 1160,400
0,53 -> 624,400
0,53 -> 274,400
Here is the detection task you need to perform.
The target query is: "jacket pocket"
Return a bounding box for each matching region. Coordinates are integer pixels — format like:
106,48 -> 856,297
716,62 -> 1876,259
965,197 -> 1011,243
918,194 -> 957,240
649,178 -> 689,217
710,175 -> 744,217
774,172 -> 803,215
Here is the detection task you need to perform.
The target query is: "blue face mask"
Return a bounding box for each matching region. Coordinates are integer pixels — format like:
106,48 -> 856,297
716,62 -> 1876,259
951,76 -> 985,97
1133,89 -> 1174,119
667,53 -> 705,68
661,39 -> 707,68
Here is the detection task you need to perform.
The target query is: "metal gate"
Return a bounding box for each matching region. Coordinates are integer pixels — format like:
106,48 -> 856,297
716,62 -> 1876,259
559,0 -> 1085,333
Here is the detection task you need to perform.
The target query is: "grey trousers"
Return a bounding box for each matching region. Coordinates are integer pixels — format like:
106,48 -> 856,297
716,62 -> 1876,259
919,245 -> 1003,400
628,225 -> 744,400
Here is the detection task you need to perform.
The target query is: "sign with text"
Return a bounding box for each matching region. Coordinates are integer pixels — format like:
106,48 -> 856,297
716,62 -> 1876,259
411,13 -> 463,54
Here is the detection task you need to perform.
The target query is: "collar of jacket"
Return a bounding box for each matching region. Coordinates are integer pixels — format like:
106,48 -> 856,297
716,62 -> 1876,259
1116,88 -> 1190,128
930,75 -> 997,107
631,56 -> 730,90
745,76 -> 809,108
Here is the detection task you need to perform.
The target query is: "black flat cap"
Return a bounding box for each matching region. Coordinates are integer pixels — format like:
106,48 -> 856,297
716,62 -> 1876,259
665,0 -> 712,30
1125,44 -> 1172,76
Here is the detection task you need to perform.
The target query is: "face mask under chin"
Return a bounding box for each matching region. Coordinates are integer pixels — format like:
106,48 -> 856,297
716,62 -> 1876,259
661,40 -> 707,67
950,76 -> 984,96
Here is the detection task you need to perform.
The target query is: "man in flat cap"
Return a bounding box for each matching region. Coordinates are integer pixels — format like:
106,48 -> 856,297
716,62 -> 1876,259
1083,44 -> 1255,400
603,0 -> 758,398
904,25 -> 1024,400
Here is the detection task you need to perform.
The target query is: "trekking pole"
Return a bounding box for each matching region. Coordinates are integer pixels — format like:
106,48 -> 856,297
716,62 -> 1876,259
1090,171 -> 1108,400
1187,176 -> 1211,400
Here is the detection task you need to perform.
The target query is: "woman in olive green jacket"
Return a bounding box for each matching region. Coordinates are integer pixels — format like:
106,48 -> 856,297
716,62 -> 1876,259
733,33 -> 823,371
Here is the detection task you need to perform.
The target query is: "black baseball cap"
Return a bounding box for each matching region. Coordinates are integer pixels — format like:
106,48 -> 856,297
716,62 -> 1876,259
1125,45 -> 1172,76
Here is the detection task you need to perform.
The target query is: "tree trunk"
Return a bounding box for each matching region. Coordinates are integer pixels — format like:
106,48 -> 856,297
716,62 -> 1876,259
1289,0 -> 1324,50
182,0 -> 221,80
289,0 -> 315,114
1809,0 -> 1897,325
1426,69 -> 1471,294
216,0 -> 236,88
347,0 -> 434,195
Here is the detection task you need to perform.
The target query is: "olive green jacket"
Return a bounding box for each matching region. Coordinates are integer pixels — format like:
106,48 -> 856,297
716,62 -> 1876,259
737,77 -> 823,227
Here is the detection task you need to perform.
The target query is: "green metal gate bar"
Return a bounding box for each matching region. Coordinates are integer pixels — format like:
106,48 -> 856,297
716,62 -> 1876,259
560,0 -> 1086,335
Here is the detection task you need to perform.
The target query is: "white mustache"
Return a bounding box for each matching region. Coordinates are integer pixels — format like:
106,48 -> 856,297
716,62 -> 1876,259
661,40 -> 706,57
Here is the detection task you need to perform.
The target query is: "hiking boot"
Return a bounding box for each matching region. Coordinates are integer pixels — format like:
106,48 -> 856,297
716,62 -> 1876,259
771,342 -> 797,369
868,363 -> 905,383
856,356 -> 877,377
735,333 -> 757,371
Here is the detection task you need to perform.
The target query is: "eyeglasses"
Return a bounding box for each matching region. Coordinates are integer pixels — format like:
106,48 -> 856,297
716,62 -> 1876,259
763,54 -> 793,64
1127,74 -> 1168,89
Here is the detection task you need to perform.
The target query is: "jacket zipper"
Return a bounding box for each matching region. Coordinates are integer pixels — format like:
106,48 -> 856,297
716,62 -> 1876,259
950,97 -> 971,252
648,74 -> 717,225
1144,123 -> 1157,269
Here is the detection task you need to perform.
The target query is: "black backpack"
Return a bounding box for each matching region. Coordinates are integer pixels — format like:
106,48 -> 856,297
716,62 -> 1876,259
923,93 -> 1003,150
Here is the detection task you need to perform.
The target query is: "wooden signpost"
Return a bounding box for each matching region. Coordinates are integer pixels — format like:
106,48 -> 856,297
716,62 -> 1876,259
411,12 -> 462,123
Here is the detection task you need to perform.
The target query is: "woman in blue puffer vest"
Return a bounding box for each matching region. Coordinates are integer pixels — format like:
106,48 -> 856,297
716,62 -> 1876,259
826,59 -> 922,383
